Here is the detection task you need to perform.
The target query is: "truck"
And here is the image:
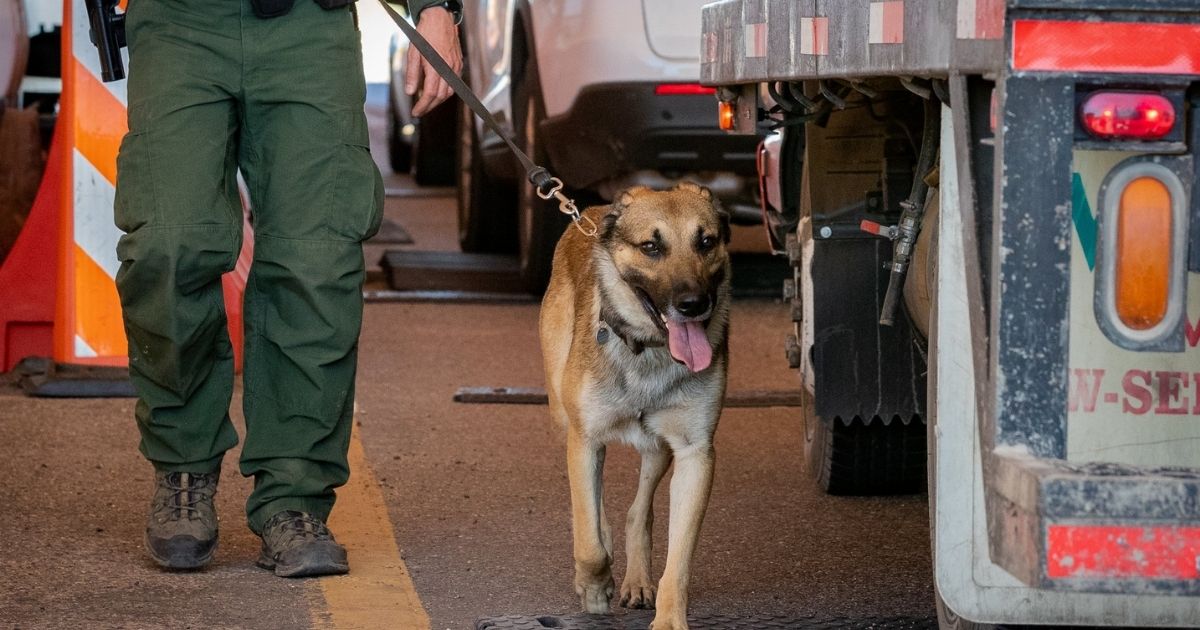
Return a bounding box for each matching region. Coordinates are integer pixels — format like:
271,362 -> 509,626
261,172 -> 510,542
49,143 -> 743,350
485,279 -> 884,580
700,0 -> 1200,627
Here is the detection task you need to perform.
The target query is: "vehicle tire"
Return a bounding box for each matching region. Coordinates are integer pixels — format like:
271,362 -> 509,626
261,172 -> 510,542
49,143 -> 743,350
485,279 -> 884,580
456,95 -> 516,253
387,86 -> 413,174
513,54 -> 571,294
801,386 -> 927,495
412,98 -> 458,186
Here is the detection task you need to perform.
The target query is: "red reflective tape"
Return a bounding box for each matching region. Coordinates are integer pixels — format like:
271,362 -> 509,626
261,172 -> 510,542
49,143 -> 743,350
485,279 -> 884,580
975,0 -> 1003,39
1047,525 -> 1200,580
1013,20 -> 1200,75
745,22 -> 767,58
869,1 -> 904,44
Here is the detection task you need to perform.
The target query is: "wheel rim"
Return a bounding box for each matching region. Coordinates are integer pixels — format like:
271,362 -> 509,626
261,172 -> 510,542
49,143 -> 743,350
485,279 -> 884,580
457,102 -> 474,244
518,91 -> 537,274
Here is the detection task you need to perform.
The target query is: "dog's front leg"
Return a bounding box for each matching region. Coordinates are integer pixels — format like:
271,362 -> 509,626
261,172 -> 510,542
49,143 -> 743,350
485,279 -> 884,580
567,430 -> 614,613
652,441 -> 715,630
622,445 -> 671,609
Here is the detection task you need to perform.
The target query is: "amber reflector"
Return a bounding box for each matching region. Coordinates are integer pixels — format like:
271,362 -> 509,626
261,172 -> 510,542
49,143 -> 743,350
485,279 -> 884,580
718,101 -> 736,131
1115,177 -> 1172,330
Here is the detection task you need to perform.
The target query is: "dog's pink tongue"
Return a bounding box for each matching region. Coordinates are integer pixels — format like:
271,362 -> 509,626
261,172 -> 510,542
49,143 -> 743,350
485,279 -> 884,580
667,320 -> 712,372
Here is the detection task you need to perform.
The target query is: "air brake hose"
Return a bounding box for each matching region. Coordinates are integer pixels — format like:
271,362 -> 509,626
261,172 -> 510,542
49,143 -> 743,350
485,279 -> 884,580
879,97 -> 940,326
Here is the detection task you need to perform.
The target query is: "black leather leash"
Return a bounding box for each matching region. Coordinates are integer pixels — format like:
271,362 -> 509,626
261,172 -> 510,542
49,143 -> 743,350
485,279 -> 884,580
377,0 -> 596,236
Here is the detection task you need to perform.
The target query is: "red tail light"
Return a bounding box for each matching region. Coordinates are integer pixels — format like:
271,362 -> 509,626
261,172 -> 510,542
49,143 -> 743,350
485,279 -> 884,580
656,84 -> 717,96
1080,92 -> 1176,140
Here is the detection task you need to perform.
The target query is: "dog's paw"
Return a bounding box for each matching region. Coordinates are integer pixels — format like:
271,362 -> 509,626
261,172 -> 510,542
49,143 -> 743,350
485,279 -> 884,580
576,576 -> 614,614
619,580 -> 656,610
648,615 -> 688,630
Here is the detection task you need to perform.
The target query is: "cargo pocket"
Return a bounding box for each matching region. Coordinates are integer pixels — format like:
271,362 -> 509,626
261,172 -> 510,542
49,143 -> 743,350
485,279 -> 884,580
331,116 -> 384,242
114,130 -> 159,235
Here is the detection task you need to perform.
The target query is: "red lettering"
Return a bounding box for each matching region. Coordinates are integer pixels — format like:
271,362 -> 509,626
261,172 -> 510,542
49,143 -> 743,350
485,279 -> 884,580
1187,316 -> 1200,348
1068,368 -> 1105,412
1122,370 -> 1153,415
1154,371 -> 1189,415
1194,373 -> 1200,415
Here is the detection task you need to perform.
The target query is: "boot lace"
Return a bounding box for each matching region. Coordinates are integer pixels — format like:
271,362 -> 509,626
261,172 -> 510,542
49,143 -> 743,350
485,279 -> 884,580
158,472 -> 216,520
268,511 -> 334,543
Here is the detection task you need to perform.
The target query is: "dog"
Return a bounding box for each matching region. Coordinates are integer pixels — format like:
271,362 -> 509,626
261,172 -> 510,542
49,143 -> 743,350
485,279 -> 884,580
539,182 -> 732,630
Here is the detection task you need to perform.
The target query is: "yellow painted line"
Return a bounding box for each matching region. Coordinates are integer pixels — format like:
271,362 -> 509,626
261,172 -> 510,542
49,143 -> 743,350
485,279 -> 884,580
312,423 -> 430,630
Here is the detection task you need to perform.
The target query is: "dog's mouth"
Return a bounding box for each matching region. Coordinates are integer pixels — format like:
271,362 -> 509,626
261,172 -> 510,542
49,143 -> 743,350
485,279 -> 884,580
634,288 -> 713,373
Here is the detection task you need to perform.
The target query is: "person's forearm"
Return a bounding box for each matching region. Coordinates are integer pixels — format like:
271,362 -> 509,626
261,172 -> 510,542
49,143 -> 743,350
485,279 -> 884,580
395,0 -> 450,22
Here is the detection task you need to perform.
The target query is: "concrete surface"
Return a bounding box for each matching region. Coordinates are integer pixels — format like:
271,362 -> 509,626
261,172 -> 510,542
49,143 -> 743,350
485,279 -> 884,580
0,102 -> 935,629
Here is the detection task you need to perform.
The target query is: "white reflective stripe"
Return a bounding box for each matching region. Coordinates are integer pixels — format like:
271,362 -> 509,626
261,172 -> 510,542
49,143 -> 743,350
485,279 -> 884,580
799,17 -> 828,56
71,0 -> 128,106
73,149 -> 122,280
75,335 -> 98,358
743,22 -> 767,58
957,0 -> 977,39
868,2 -> 886,44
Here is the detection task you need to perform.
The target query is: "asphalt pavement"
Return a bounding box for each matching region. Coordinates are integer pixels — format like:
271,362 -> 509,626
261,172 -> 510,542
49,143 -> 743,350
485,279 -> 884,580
0,102 -> 935,629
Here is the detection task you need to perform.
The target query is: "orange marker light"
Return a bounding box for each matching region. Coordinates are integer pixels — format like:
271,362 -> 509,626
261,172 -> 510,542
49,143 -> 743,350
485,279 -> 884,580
1114,177 -> 1172,330
718,100 -> 736,131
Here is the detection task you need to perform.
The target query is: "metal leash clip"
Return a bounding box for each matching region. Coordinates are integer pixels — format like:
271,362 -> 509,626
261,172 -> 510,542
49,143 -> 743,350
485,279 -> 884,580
537,177 -> 598,238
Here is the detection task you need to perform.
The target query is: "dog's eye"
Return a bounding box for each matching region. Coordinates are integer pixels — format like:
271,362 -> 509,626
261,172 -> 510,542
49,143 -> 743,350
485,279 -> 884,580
640,241 -> 661,257
698,235 -> 717,251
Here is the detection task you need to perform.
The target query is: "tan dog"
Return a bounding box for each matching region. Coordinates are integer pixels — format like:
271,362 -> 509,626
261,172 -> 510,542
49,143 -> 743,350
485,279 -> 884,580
539,182 -> 732,630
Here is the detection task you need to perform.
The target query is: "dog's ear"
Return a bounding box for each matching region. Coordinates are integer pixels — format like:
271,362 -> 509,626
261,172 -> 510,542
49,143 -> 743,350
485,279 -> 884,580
601,206 -> 623,243
712,197 -> 732,244
602,187 -> 643,241
676,180 -> 713,200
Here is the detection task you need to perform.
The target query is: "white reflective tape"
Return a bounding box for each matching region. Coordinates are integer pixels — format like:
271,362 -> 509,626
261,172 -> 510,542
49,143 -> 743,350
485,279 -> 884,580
957,0 -> 978,39
704,32 -> 717,64
75,335 -> 98,358
800,17 -> 829,55
73,149 -> 122,280
868,1 -> 904,45
71,0 -> 128,105
744,22 -> 767,58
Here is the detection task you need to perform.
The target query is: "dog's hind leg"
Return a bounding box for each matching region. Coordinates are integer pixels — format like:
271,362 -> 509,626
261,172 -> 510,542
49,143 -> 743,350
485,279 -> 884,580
621,445 -> 671,610
567,430 -> 614,614
651,439 -> 715,630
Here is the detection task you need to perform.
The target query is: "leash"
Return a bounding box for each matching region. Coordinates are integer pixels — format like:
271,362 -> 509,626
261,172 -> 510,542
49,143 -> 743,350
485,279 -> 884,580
377,0 -> 596,237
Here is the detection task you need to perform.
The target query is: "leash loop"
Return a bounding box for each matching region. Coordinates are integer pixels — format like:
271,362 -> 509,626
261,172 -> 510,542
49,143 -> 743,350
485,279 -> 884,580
537,177 -> 597,237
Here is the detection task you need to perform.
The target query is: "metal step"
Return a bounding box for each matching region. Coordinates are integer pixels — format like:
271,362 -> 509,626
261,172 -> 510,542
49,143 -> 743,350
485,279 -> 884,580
453,387 -> 803,408
379,250 -> 525,293
475,613 -> 936,629
379,250 -> 790,298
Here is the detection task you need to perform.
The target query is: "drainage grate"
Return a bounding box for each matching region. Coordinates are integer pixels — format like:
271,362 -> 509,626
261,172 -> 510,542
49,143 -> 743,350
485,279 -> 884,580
475,613 -> 937,630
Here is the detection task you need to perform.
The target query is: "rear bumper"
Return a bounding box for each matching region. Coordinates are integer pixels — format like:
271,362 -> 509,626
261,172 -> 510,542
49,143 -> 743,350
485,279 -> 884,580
539,83 -> 758,190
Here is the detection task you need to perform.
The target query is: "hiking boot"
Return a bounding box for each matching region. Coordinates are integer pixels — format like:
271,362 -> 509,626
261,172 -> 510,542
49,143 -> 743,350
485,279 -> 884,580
256,510 -> 349,578
145,470 -> 220,569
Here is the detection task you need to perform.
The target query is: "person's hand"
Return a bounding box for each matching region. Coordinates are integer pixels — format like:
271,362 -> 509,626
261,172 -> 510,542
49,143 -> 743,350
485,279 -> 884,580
406,7 -> 462,117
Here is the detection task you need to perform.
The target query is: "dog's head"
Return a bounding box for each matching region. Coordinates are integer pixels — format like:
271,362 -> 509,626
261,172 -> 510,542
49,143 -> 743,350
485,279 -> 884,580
596,182 -> 732,372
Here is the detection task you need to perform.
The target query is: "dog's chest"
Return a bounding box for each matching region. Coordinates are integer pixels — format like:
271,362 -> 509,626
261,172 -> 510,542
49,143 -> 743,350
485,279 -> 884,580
593,342 -> 695,411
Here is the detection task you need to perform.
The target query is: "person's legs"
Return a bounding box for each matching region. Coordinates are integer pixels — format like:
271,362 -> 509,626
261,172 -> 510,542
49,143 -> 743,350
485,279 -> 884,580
114,0 -> 245,567
236,0 -> 383,545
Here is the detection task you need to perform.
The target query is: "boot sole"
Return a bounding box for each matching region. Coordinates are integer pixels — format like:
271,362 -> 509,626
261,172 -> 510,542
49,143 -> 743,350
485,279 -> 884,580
144,531 -> 217,570
257,547 -> 349,578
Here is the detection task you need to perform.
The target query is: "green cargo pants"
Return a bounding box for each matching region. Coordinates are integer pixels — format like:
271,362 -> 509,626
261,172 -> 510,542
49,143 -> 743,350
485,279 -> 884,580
113,0 -> 383,533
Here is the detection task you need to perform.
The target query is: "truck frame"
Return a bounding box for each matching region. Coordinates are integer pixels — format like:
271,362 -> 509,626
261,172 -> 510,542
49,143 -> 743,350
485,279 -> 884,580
701,1 -> 1200,626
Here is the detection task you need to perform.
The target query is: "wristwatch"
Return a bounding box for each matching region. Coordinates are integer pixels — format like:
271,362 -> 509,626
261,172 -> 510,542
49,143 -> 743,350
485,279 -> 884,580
421,0 -> 462,25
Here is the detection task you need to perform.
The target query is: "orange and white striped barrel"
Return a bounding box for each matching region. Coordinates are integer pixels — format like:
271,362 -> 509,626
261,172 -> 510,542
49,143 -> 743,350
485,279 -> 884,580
60,0 -> 251,368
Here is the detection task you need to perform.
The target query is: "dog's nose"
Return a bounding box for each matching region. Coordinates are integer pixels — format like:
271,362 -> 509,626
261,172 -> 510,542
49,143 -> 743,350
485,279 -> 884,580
675,294 -> 711,318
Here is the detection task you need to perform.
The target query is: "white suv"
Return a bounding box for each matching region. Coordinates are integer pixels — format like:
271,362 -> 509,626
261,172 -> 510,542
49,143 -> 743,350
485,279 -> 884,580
456,0 -> 758,291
